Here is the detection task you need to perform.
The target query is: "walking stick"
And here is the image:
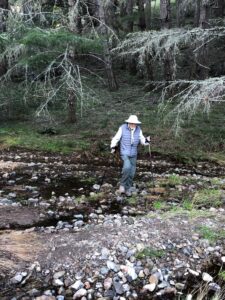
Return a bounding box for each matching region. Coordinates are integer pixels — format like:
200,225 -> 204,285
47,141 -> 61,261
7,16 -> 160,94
145,142 -> 155,210
148,142 -> 155,188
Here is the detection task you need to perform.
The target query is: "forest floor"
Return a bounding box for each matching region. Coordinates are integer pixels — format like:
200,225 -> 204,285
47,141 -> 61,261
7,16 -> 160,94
0,148 -> 225,300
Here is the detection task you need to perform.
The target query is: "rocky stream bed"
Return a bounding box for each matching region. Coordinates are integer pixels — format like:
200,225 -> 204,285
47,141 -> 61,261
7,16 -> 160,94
0,149 -> 225,300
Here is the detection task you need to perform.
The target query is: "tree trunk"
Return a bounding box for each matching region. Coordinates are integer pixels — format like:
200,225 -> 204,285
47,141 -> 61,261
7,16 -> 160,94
176,0 -> 185,27
68,0 -> 83,34
199,0 -> 211,28
137,0 -> 146,30
213,0 -> 225,17
0,0 -> 8,77
104,41 -> 118,91
96,0 -> 118,91
163,51 -> 174,81
0,0 -> 8,32
125,0 -> 134,32
160,0 -> 171,29
194,0 -> 201,27
144,50 -> 154,81
145,0 -> 151,30
67,88 -> 77,123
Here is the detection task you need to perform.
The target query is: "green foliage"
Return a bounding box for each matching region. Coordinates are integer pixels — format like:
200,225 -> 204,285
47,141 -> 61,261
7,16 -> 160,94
21,28 -> 102,53
197,226 -> 225,243
218,271 -> 225,282
136,247 -> 165,259
153,200 -> 167,210
17,28 -> 102,72
0,123 -> 90,153
164,174 -> 182,186
127,196 -> 137,206
192,189 -> 223,208
182,199 -> 193,211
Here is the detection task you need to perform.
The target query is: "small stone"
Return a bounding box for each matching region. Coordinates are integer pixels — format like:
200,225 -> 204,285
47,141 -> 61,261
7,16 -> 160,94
158,282 -> 168,289
93,184 -> 100,190
84,282 -> 91,289
202,272 -> 213,282
53,271 -> 65,280
149,274 -> 158,285
70,280 -> 84,290
73,288 -> 87,299
175,283 -> 185,290
209,282 -> 221,292
11,274 -> 23,284
36,296 -> 56,300
107,261 -> 119,272
138,270 -> 145,278
188,269 -> 199,276
100,267 -> 109,275
104,277 -> 112,290
113,278 -> 124,295
53,279 -> 64,286
56,296 -> 65,300
101,248 -> 110,259
143,283 -> 156,292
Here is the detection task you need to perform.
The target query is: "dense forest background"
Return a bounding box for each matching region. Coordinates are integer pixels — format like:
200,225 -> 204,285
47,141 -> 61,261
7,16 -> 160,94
0,0 -> 225,161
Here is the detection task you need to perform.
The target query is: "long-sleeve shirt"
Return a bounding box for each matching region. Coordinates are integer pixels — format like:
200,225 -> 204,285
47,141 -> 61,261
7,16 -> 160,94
111,125 -> 149,149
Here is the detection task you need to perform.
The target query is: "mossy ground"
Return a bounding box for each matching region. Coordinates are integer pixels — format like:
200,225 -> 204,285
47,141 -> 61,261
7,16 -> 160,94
0,70 -> 224,163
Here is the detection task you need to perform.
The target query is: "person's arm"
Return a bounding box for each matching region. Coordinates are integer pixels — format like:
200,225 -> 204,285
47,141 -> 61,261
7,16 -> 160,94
139,129 -> 150,146
111,126 -> 122,149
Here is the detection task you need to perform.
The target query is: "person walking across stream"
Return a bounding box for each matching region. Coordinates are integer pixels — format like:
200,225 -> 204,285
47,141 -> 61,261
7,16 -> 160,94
110,115 -> 150,196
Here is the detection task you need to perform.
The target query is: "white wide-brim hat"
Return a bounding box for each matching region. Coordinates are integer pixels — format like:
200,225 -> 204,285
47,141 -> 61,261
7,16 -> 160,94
125,115 -> 141,124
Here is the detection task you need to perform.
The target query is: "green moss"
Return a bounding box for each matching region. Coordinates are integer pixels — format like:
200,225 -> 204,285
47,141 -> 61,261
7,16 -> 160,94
192,189 -> 223,208
127,196 -> 138,206
153,200 -> 167,210
0,123 -> 90,153
136,247 -> 165,259
198,226 -> 225,243
218,271 -> 225,281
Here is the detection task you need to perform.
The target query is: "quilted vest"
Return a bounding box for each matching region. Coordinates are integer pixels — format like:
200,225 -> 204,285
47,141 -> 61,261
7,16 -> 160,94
120,124 -> 140,156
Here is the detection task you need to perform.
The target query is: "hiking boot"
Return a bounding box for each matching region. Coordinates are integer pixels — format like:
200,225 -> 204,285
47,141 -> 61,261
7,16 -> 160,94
116,185 -> 125,195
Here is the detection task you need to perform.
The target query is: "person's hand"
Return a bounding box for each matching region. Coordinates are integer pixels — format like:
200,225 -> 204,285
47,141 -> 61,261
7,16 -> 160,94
146,136 -> 151,143
111,147 -> 116,154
